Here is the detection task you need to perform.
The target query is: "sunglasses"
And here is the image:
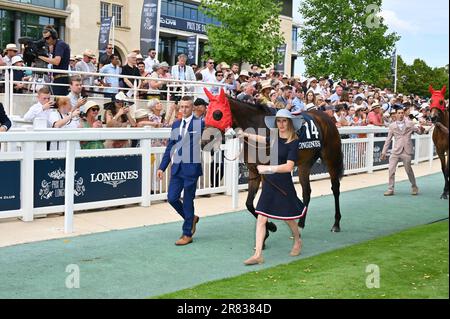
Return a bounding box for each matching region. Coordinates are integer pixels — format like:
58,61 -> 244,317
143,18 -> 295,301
207,62 -> 214,65
91,108 -> 100,112
217,74 -> 224,77
44,36 -> 51,40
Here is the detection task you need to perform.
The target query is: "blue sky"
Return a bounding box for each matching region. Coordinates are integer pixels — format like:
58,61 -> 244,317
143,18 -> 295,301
293,0 -> 449,75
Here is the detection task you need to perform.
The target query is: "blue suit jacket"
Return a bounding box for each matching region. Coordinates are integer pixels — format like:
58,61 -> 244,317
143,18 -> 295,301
0,103 -> 11,131
159,117 -> 205,178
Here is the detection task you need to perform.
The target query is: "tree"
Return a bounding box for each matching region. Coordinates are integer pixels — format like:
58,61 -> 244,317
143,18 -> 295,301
200,0 -> 285,67
393,56 -> 449,98
298,0 -> 400,84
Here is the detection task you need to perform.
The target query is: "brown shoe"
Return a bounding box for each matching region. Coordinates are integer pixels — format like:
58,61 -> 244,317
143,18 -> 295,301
175,236 -> 193,246
412,187 -> 419,196
384,190 -> 394,196
191,215 -> 200,237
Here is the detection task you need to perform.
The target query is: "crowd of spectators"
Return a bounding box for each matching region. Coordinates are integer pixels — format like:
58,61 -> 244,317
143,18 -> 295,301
1,26 -> 448,150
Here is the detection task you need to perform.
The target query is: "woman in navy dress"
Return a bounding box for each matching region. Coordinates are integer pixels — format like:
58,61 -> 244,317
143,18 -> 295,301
239,109 -> 306,266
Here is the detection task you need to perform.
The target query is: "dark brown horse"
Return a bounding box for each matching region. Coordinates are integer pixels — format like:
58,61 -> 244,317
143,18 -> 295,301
201,89 -> 344,243
429,85 -> 449,199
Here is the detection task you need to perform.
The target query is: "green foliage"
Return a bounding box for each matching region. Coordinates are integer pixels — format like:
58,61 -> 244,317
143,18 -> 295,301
394,56 -> 449,98
200,0 -> 285,67
298,0 -> 400,84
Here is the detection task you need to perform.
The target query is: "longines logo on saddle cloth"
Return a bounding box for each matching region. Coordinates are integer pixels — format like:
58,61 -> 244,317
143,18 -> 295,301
296,114 -> 323,150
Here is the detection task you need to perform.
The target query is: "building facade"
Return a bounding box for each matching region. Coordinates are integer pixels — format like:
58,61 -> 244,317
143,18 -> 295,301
1,0 -> 299,75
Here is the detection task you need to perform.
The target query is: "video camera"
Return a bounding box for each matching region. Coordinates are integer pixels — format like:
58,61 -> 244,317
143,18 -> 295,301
18,37 -> 49,68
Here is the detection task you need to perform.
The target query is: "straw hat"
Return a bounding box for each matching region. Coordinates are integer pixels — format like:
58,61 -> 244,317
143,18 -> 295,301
83,49 -> 96,58
135,109 -> 150,120
83,101 -> 100,114
220,62 -> 230,69
5,44 -> 18,52
260,80 -> 273,91
239,70 -> 250,78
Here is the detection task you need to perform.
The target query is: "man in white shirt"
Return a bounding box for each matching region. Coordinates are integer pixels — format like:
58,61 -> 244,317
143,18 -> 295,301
144,48 -> 159,73
171,54 -> 196,82
201,58 -> 217,84
67,76 -> 88,111
23,87 -> 55,124
171,54 -> 196,93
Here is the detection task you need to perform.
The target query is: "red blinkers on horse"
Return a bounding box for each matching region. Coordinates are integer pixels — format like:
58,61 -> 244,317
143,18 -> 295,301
203,88 -> 233,132
429,85 -> 449,199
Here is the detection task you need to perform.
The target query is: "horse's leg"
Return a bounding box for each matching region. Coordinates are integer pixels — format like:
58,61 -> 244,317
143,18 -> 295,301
298,163 -> 312,229
438,152 -> 449,199
245,165 -> 261,219
321,154 -> 343,233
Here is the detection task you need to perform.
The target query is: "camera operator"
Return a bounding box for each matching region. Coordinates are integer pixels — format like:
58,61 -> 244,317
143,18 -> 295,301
38,25 -> 71,96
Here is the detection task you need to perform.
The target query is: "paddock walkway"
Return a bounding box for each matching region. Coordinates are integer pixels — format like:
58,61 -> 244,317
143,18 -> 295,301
0,160 -> 444,248
0,161 -> 448,299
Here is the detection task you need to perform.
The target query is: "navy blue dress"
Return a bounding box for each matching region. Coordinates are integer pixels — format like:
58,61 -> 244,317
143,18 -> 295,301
256,136 -> 307,220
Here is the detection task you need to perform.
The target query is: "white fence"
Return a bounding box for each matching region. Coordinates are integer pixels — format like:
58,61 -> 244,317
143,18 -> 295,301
0,126 -> 436,234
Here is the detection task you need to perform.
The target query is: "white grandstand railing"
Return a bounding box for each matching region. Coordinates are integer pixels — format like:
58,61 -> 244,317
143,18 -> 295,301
0,126 -> 436,233
0,65 -> 226,117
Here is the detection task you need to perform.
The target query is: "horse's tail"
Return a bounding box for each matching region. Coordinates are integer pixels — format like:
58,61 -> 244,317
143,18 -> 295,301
336,147 -> 345,181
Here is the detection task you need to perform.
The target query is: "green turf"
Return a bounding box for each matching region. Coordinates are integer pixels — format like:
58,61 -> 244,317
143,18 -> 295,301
0,173 -> 448,299
157,221 -> 449,299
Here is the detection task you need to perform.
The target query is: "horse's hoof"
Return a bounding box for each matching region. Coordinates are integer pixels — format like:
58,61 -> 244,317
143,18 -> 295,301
331,226 -> 341,233
267,222 -> 278,233
441,194 -> 449,200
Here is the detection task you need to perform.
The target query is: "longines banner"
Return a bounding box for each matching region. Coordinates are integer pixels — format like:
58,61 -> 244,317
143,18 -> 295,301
34,156 -> 142,208
140,0 -> 161,56
98,17 -> 113,55
0,161 -> 20,212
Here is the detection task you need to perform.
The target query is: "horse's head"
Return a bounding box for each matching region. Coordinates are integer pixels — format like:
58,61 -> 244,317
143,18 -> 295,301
429,85 -> 447,123
201,88 -> 233,151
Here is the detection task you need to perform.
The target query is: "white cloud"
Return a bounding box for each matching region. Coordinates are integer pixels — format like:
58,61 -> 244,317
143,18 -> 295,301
379,10 -> 419,33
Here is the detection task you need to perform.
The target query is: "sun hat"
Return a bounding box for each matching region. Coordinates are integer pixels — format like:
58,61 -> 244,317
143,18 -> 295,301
11,56 -> 23,65
264,109 -> 303,131
83,101 -> 101,113
6,44 -> 18,52
239,70 -> 250,78
135,109 -> 150,120
371,102 -> 381,109
83,49 -> 96,58
260,80 -> 273,91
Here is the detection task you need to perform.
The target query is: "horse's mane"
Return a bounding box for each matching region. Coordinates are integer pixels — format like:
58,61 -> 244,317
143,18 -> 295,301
227,97 -> 277,115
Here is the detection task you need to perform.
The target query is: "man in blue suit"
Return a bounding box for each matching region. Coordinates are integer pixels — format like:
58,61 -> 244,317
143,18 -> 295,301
157,96 -> 204,246
0,103 -> 12,132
